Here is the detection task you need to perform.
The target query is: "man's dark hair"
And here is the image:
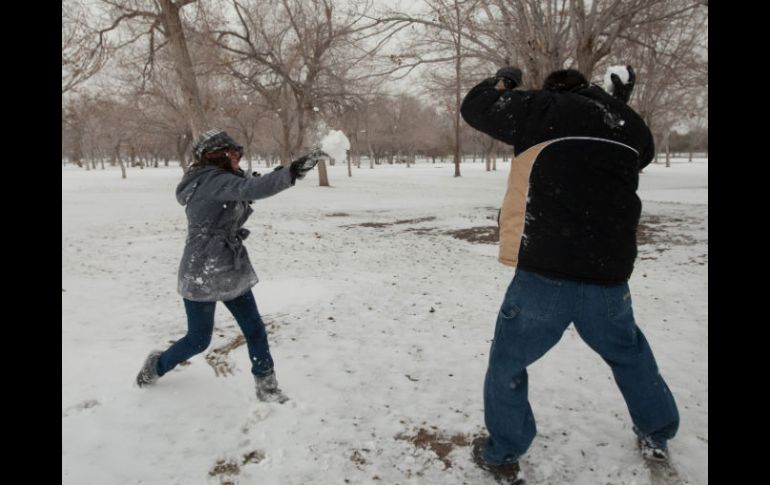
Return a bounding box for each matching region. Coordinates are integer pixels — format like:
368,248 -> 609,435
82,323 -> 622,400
542,69 -> 589,92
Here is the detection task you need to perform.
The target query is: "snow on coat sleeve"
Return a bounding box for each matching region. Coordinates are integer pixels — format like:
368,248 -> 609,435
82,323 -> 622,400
460,77 -> 552,153
209,167 -> 293,201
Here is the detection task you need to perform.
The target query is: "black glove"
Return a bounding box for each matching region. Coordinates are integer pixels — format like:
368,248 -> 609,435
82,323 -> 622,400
494,66 -> 523,89
289,148 -> 329,182
610,65 -> 636,103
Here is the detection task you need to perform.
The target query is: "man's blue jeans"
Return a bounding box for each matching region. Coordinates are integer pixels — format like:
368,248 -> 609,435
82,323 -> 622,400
482,269 -> 679,464
157,290 -> 275,378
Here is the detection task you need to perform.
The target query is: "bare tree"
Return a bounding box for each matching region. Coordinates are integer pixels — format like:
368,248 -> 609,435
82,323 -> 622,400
63,0 -> 109,94
434,0 -> 481,176
95,0 -> 208,142
618,0 -> 707,166
206,0 -> 410,186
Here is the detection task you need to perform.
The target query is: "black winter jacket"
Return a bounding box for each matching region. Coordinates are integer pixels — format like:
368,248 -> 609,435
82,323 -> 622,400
460,78 -> 654,284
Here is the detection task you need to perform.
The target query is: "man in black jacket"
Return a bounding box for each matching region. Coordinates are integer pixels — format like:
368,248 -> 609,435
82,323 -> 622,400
461,67 -> 679,483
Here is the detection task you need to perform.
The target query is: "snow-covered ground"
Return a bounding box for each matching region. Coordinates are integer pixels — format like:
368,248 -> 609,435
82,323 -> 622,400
62,158 -> 707,485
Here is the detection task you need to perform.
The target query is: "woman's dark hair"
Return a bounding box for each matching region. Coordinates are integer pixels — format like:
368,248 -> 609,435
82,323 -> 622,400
187,148 -> 245,176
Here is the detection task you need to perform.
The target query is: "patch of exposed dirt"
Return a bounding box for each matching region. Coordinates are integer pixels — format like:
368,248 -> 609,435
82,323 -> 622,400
395,427 -> 471,468
241,450 -> 265,465
445,226 -> 499,244
637,214 -> 700,249
209,459 -> 240,477
350,449 -> 369,467
403,227 -> 437,237
208,451 -> 264,484
204,314 -> 287,377
345,217 -> 437,229
205,335 -> 246,377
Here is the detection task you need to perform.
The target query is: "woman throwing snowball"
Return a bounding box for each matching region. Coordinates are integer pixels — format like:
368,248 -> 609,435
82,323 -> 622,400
136,128 -> 327,403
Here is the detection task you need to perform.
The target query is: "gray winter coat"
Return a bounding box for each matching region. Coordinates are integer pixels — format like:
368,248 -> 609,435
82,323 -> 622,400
175,166 -> 293,301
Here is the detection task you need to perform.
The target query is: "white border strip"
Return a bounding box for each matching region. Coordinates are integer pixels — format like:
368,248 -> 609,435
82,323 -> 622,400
548,136 -> 639,156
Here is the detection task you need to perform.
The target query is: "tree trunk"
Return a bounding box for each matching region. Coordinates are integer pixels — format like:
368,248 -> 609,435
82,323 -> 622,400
177,130 -> 191,171
280,119 -> 292,165
318,160 -> 329,187
115,144 -> 126,179
159,0 -> 206,140
485,153 -> 491,172
665,130 -> 671,168
347,151 -> 352,177
71,122 -> 84,168
452,69 -> 461,176
452,1 -> 462,178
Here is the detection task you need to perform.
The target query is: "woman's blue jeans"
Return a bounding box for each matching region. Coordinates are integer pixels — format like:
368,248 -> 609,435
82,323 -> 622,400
157,290 -> 274,378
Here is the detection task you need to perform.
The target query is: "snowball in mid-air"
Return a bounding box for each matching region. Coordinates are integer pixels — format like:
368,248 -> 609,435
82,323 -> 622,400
320,130 -> 351,162
604,65 -> 630,94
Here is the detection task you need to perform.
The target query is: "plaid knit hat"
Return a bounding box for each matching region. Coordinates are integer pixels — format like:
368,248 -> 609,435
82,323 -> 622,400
192,129 -> 243,162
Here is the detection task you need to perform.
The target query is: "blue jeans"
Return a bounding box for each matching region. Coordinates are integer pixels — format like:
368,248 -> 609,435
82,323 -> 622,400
482,269 -> 679,464
157,290 -> 275,378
